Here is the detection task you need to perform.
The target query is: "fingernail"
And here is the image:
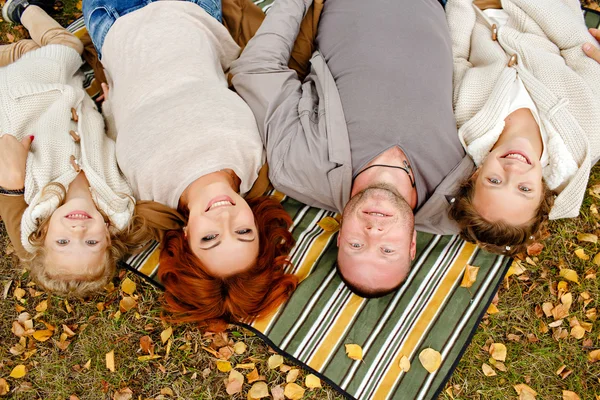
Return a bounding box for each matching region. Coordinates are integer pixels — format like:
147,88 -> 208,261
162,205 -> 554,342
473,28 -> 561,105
584,43 -> 592,52
29,135 -> 34,142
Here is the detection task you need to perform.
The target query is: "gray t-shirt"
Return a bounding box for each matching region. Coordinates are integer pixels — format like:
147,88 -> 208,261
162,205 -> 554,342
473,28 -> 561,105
316,0 -> 464,208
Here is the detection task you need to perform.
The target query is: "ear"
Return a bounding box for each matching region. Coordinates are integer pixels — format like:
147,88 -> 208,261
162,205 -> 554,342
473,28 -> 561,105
336,233 -> 340,247
183,226 -> 188,239
410,229 -> 417,261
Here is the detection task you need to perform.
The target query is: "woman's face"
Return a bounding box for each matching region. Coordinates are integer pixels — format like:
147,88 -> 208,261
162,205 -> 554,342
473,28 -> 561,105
186,183 -> 259,277
472,137 -> 544,225
44,197 -> 109,278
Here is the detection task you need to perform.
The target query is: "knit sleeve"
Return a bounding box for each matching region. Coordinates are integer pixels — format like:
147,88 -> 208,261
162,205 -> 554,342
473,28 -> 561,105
446,0 -> 477,108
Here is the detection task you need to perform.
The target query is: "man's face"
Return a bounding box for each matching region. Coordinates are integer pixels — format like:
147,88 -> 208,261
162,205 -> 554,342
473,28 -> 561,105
337,186 -> 417,294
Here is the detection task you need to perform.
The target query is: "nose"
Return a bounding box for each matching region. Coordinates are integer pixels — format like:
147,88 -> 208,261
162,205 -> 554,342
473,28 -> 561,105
502,160 -> 528,174
365,223 -> 384,233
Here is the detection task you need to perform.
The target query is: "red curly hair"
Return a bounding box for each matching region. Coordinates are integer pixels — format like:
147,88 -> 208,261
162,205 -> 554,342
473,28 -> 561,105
158,196 -> 298,325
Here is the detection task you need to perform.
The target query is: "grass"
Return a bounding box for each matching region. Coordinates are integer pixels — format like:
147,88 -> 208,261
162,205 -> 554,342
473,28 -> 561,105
1,1 -> 600,399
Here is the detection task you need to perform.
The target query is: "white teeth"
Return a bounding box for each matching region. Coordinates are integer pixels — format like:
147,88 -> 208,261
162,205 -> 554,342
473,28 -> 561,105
368,212 -> 386,217
209,200 -> 233,210
505,153 -> 528,163
67,214 -> 90,219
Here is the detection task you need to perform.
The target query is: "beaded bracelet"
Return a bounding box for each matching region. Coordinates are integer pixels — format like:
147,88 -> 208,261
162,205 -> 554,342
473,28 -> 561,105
0,187 -> 25,196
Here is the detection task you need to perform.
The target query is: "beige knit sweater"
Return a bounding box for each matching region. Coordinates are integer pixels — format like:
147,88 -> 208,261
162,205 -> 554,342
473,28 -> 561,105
0,44 -> 134,252
446,0 -> 600,219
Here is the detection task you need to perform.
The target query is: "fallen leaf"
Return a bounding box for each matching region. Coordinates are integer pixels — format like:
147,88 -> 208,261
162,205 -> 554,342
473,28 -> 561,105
32,329 -> 53,342
514,383 -> 537,399
345,344 -> 363,361
318,216 -> 340,232
559,269 -> 580,284
305,374 -> 321,389
549,319 -> 564,328
460,264 -> 480,288
574,249 -> 589,261
280,364 -> 292,373
84,359 -> 91,370
233,341 -> 247,355
119,297 -> 137,313
140,336 -> 153,355
12,321 -> 25,337
586,308 -> 597,321
552,304 -> 569,320
419,348 -> 442,373
482,363 -> 496,377
9,365 -> 26,379
563,390 -> 581,400
577,233 -> 598,243
160,388 -> 174,396
286,369 -> 300,383
137,355 -> 161,362
271,385 -> 285,400
0,378 -> 9,395
570,326 -> 586,339
495,362 -> 507,372
268,354 -> 284,369
235,363 -> 255,370
593,253 -> 600,266
64,299 -> 73,313
249,382 -> 269,398
216,360 -> 232,372
527,242 -> 544,256
160,327 -> 173,344
489,343 -> 507,362
120,278 -> 136,295
226,369 -> 244,395
112,387 -> 133,400
487,303 -> 499,314
106,350 -> 115,372
284,383 -> 305,400
35,300 -> 48,313
13,287 -> 26,300
399,355 -> 411,372
246,368 -> 265,383
588,349 -> 600,362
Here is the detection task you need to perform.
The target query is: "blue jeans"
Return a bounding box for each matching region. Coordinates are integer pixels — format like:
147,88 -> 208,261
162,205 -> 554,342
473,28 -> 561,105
83,0 -> 223,58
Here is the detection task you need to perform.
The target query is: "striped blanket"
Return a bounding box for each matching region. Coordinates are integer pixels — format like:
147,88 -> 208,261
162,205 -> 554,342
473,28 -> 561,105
65,2 -> 518,398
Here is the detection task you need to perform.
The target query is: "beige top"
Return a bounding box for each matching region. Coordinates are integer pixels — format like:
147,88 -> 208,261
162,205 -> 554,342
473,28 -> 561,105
101,1 -> 265,208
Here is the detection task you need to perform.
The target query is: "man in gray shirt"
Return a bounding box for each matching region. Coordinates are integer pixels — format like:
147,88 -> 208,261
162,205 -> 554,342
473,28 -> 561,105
231,0 -> 465,297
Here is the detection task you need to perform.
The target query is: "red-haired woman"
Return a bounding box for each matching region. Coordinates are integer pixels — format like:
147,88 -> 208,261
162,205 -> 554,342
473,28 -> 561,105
82,0 -> 321,323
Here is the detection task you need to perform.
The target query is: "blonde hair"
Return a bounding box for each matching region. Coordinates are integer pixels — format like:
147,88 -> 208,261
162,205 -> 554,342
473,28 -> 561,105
23,183 -> 153,297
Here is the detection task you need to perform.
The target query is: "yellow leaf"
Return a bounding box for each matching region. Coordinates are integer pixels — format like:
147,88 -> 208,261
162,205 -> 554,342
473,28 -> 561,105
419,348 -> 442,373
563,390 -> 581,400
32,329 -> 53,342
9,364 -> 26,379
119,297 -> 137,313
76,0 -> 82,11
216,360 -> 232,372
593,253 -> 600,266
284,383 -> 305,400
120,278 -> 136,295
235,363 -> 256,370
570,326 -> 585,339
514,384 -> 537,399
13,287 -> 26,300
64,299 -> 73,313
577,233 -> 598,244
248,382 -> 269,398
305,374 -> 322,389
84,359 -> 91,370
345,344 -> 363,361
588,349 -> 600,362
0,378 -> 9,395
160,388 -> 174,396
399,355 -> 411,372
160,327 -> 173,344
233,341 -> 247,355
489,343 -> 507,362
246,368 -> 264,384
487,304 -> 499,314
542,302 -> 554,317
460,265 -> 480,288
137,355 -> 162,362
226,369 -> 244,395
268,354 -> 284,369
559,269 -> 580,284
574,248 -> 589,261
317,216 -> 340,232
106,350 -> 115,372
35,300 -> 48,313
482,363 -> 496,377
286,369 -> 300,383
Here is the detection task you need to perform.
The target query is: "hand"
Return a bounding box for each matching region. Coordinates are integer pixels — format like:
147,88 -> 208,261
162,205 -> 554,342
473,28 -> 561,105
96,82 -> 110,104
583,28 -> 600,63
0,135 -> 32,190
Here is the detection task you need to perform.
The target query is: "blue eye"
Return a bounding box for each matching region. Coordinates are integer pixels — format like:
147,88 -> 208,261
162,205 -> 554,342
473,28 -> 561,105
202,234 -> 218,242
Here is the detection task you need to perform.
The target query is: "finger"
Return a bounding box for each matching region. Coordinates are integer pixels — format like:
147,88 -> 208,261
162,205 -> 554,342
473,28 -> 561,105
583,42 -> 600,64
590,28 -> 600,41
97,94 -> 105,102
21,135 -> 33,151
101,82 -> 109,96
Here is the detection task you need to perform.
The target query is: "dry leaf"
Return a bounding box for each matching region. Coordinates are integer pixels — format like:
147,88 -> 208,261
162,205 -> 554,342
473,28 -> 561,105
399,355 -> 411,372
140,336 -> 153,355
345,344 -> 363,361
574,249 -> 589,261
33,329 -> 53,342
12,321 -> 25,337
160,327 -> 173,344
482,363 -> 496,377
268,354 -> 284,369
495,362 -> 507,372
216,360 -> 232,372
593,253 -> 600,266
137,355 -> 161,362
120,278 -> 136,295
317,216 -> 340,232
559,269 -> 580,284
460,264 -> 480,288
552,304 -> 569,320
514,384 -> 537,399
305,374 -> 321,389
489,343 -> 507,362
0,378 -> 9,395
64,299 -> 73,313
284,383 -> 305,400
106,350 -> 115,372
271,385 -> 285,400
247,368 -> 264,383
9,365 -> 26,379
249,382 -> 269,398
226,369 -> 244,395
119,297 -> 137,313
588,349 -> 600,362
235,363 -> 255,370
280,365 -> 292,373
570,326 -> 586,339
487,304 -> 500,314
233,341 -> 247,355
527,242 -> 544,256
577,233 -> 598,243
160,388 -> 174,396
84,359 -> 91,370
419,348 -> 442,373
35,300 -> 48,313
13,287 -> 25,300
112,387 -> 133,400
286,369 -> 300,383
563,390 -> 581,400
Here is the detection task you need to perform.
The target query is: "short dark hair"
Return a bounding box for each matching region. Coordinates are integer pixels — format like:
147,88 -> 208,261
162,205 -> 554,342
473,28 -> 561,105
448,173 -> 555,256
335,262 -> 407,298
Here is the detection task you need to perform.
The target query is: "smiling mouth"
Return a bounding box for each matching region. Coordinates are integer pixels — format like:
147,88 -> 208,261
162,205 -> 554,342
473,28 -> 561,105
205,196 -> 236,212
363,211 -> 392,217
65,211 -> 92,220
501,151 -> 531,165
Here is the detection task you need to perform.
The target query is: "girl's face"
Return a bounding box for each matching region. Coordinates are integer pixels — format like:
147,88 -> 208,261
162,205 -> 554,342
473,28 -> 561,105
44,197 -> 109,279
471,137 -> 544,225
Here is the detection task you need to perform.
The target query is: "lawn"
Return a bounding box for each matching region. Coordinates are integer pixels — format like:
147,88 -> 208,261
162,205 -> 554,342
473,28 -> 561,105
1,1 -> 600,399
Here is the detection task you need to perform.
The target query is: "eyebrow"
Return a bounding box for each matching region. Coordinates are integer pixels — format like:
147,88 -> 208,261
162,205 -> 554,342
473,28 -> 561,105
199,237 -> 256,250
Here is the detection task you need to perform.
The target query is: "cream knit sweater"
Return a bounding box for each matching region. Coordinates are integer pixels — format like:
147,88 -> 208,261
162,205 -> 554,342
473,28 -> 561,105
0,44 -> 134,253
446,0 -> 600,219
